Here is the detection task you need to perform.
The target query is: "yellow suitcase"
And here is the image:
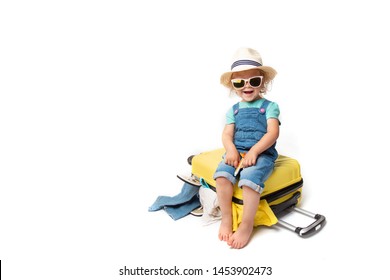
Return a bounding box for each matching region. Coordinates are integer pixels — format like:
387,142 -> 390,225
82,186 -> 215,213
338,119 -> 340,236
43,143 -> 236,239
189,148 -> 325,237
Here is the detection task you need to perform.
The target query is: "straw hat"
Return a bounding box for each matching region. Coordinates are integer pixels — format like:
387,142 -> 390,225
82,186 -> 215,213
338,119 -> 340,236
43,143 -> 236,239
220,47 -> 277,88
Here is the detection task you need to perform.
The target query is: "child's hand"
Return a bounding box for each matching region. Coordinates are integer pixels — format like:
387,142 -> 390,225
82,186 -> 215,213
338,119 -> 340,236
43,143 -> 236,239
242,150 -> 258,168
225,149 -> 241,168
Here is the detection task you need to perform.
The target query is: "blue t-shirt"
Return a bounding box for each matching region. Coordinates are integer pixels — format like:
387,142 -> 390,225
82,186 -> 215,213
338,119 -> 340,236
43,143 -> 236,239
226,98 -> 280,124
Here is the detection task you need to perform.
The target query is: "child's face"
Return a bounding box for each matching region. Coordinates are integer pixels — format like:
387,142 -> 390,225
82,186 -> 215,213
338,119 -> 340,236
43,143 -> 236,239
231,69 -> 263,102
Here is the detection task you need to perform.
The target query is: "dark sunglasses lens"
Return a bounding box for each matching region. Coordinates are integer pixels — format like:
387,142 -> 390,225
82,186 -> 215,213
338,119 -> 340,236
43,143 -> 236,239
249,77 -> 262,87
232,79 -> 245,89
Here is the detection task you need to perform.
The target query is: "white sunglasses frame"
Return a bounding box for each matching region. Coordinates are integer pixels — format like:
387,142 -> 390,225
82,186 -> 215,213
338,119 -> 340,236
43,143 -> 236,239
230,75 -> 264,89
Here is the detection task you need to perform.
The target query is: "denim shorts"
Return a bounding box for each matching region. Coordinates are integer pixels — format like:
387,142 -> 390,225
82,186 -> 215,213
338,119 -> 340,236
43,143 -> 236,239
213,154 -> 275,194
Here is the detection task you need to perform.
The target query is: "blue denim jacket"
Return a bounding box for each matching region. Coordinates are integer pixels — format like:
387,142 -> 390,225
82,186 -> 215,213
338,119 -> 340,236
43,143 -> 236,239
148,183 -> 200,220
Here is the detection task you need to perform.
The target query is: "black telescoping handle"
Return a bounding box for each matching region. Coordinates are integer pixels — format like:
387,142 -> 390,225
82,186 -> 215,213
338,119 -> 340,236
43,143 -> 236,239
277,207 -> 326,237
295,213 -> 326,237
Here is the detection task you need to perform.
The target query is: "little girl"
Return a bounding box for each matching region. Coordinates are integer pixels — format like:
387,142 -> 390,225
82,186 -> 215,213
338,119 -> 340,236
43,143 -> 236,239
213,47 -> 280,249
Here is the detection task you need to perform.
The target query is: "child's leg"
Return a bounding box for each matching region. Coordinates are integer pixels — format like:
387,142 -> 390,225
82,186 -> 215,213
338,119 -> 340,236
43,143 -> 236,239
215,177 -> 234,242
228,186 -> 260,249
229,155 -> 274,248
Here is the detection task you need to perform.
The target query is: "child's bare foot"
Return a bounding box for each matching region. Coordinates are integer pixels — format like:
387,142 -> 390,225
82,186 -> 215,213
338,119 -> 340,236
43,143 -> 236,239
228,222 -> 253,249
218,217 -> 233,242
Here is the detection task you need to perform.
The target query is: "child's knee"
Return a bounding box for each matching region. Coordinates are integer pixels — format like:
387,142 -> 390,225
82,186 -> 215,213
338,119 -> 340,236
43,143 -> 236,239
216,176 -> 231,186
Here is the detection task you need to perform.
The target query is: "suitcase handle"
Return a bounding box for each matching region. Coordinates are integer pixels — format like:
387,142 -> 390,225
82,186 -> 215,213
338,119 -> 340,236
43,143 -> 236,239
277,207 -> 326,237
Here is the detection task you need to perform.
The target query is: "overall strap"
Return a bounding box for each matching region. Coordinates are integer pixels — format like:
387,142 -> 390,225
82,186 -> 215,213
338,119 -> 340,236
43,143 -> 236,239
233,102 -> 240,116
259,99 -> 270,114
260,99 -> 281,125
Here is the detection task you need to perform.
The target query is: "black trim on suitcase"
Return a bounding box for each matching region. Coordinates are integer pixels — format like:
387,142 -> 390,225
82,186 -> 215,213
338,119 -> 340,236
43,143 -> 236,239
232,178 -> 303,205
202,178 -> 303,208
271,192 -> 301,216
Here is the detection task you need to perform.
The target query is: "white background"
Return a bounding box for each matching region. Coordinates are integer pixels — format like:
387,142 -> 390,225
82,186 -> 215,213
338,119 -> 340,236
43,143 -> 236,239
1,0 -> 390,279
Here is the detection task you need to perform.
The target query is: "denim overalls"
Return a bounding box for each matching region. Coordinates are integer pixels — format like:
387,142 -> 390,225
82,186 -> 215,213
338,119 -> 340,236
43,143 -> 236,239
213,99 -> 278,193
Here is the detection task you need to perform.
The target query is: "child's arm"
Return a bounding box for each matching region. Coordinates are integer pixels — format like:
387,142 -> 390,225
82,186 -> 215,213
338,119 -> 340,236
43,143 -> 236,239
222,124 -> 240,168
243,118 -> 280,167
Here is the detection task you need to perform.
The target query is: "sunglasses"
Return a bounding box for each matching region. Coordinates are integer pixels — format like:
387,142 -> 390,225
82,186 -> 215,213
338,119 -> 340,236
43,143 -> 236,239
231,76 -> 263,89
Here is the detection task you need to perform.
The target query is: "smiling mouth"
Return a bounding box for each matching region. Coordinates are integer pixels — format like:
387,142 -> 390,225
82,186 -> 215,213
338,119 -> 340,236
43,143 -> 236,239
243,90 -> 254,94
